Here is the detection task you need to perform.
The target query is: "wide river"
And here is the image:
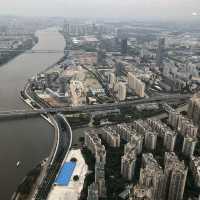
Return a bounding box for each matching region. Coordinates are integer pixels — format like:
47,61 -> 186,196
0,28 -> 65,199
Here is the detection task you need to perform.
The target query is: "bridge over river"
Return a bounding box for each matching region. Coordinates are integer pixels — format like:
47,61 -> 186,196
0,94 -> 191,120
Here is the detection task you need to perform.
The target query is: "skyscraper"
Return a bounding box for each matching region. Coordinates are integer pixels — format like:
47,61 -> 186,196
156,38 -> 165,69
121,38 -> 128,55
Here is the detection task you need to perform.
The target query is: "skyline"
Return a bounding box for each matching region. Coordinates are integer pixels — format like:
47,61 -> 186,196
0,0 -> 200,21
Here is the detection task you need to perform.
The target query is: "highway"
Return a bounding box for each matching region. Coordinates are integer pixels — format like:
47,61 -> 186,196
0,94 -> 191,119
34,114 -> 73,200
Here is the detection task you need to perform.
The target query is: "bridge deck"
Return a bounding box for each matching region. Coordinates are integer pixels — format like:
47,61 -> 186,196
0,94 -> 191,119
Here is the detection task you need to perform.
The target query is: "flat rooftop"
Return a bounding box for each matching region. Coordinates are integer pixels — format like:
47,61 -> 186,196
48,149 -> 88,200
54,162 -> 76,186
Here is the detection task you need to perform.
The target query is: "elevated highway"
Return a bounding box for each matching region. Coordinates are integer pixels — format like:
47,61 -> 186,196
0,94 -> 191,119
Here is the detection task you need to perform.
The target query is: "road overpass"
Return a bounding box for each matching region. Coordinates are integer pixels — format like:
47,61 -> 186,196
0,94 -> 191,120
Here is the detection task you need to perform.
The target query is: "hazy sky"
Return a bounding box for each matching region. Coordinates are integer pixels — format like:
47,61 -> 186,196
0,0 -> 200,20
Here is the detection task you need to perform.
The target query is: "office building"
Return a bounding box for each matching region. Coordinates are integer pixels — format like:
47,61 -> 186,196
121,38 -> 128,54
156,38 -> 165,68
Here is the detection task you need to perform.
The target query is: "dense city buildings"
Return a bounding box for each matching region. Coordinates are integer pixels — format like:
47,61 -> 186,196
5,17 -> 200,200
83,110 -> 199,199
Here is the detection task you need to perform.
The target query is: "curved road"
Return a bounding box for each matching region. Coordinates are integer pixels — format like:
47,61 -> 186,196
0,28 -> 65,199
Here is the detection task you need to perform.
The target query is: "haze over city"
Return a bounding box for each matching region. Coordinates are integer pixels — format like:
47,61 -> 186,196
1,0 -> 200,200
0,0 -> 200,20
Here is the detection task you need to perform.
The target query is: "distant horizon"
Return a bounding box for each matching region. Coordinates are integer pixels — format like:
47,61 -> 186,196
0,13 -> 200,24
0,0 -> 200,22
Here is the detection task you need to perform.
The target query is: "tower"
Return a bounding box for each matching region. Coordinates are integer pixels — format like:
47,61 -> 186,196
121,38 -> 128,55
156,38 -> 165,69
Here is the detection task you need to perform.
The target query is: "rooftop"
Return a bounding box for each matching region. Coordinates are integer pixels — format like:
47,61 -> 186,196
48,149 -> 88,200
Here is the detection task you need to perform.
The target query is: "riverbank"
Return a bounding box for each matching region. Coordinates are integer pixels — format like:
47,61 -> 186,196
0,35 -> 38,66
12,80 -> 61,199
12,30 -> 70,199
0,28 -> 65,199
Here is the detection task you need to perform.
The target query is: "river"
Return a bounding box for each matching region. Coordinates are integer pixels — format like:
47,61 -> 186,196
0,27 -> 65,199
